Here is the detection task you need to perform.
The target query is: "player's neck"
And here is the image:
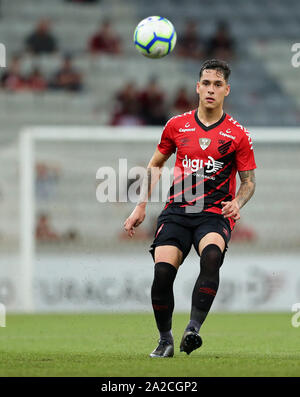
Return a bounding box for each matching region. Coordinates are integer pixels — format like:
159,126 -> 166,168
197,106 -> 224,127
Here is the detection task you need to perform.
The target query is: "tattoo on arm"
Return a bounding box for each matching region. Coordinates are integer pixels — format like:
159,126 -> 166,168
236,170 -> 256,209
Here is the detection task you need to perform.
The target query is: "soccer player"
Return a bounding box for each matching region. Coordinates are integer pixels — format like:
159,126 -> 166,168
124,59 -> 256,357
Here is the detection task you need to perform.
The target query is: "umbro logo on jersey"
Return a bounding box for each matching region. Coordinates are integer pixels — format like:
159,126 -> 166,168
199,138 -> 211,150
218,141 -> 232,155
180,137 -> 190,147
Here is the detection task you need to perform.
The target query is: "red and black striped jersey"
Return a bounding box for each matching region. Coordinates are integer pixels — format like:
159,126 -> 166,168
157,109 -> 257,230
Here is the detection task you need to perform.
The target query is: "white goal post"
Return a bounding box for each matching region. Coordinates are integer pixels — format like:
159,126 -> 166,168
19,127 -> 163,313
19,126 -> 300,313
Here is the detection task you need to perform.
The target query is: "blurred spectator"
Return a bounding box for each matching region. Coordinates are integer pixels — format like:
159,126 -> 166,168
36,162 -> 60,200
88,20 -> 121,55
115,81 -> 140,113
176,20 -> 204,60
49,55 -> 83,92
27,67 -> 47,92
111,79 -> 169,126
231,223 -> 257,243
172,86 -> 197,114
110,82 -> 144,126
36,212 -> 79,243
206,20 -> 235,60
138,77 -> 168,125
25,19 -> 58,55
1,55 -> 27,91
111,104 -> 145,126
36,213 -> 60,242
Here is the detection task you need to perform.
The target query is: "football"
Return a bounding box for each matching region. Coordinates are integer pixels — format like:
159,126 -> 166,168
133,16 -> 177,59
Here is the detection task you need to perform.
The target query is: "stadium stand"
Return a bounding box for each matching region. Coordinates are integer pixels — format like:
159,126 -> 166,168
0,0 -> 299,145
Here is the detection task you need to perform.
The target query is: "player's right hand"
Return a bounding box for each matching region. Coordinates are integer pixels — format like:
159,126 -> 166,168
123,206 -> 146,238
221,199 -> 240,220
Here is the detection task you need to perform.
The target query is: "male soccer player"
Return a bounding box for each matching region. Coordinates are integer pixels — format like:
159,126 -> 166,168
124,59 -> 256,357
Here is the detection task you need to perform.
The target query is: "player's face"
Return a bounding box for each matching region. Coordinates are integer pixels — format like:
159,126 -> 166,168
196,69 -> 230,110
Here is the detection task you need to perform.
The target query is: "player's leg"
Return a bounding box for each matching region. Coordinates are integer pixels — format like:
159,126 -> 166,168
188,232 -> 225,330
149,221 -> 193,357
152,245 -> 182,342
180,217 -> 231,355
149,245 -> 182,358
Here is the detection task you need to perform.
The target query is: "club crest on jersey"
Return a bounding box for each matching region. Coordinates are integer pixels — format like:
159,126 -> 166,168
218,140 -> 232,155
199,138 -> 211,150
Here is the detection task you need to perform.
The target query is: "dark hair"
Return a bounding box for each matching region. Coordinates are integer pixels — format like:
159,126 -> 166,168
199,59 -> 231,82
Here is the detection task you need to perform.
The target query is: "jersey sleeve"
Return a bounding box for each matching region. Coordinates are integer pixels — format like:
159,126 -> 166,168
157,121 -> 176,155
235,131 -> 257,171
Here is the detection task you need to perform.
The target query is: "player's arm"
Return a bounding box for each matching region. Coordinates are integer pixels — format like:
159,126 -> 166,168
221,169 -> 256,220
123,148 -> 171,237
236,169 -> 256,209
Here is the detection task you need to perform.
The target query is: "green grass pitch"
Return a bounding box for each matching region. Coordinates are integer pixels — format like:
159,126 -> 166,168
0,312 -> 299,377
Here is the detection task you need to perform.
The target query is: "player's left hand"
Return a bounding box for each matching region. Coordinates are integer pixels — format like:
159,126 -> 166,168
221,199 -> 240,220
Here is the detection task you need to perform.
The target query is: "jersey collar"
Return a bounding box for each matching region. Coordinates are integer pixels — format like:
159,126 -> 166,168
194,110 -> 226,131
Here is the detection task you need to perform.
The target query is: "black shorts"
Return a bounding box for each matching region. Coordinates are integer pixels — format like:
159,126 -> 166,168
149,210 -> 231,265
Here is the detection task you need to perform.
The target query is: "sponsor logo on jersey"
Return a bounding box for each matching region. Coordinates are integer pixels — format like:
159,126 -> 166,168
165,110 -> 193,127
218,140 -> 232,155
228,116 -> 254,150
228,116 -> 247,131
182,155 -> 224,173
179,126 -> 196,132
219,129 -> 236,140
245,131 -> 254,150
199,138 -> 211,150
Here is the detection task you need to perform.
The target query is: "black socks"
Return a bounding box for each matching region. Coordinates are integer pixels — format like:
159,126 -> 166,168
151,245 -> 223,342
186,244 -> 223,333
151,262 -> 177,342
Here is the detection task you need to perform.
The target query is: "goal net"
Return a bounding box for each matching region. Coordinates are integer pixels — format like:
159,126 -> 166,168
1,126 -> 300,313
